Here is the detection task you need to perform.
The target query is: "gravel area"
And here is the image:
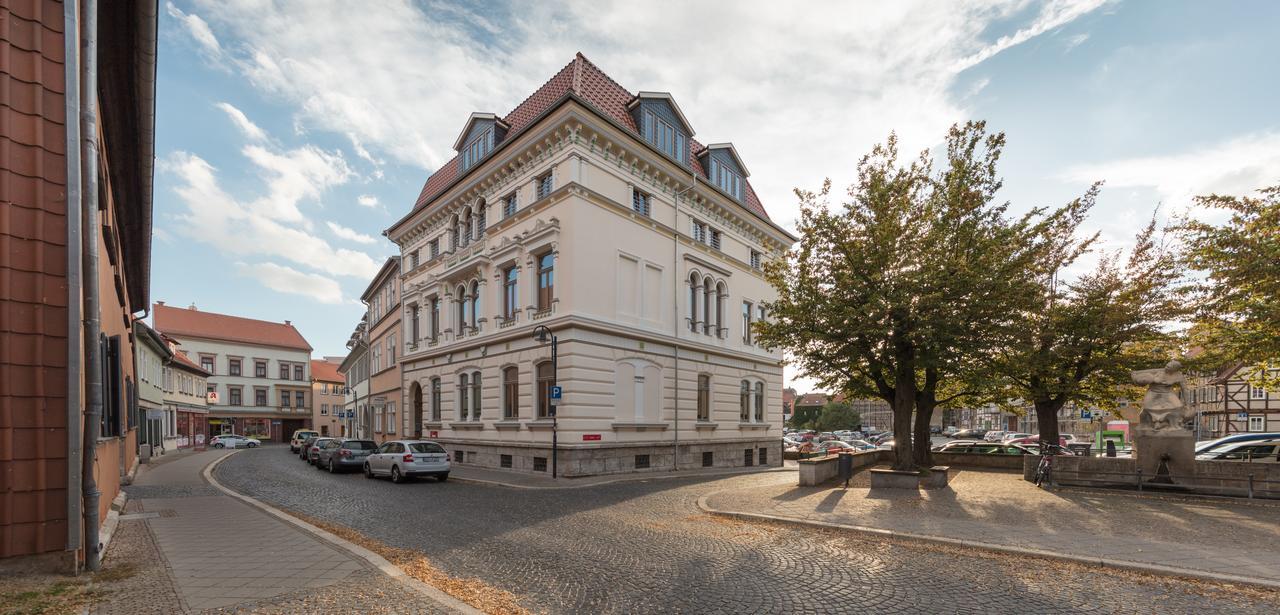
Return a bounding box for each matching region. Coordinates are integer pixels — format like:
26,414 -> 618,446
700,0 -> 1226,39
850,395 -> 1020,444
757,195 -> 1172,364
215,446 -> 1280,614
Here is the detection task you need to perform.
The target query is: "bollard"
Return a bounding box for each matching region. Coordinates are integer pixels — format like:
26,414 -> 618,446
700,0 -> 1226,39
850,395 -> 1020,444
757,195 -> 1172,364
1248,474 -> 1254,499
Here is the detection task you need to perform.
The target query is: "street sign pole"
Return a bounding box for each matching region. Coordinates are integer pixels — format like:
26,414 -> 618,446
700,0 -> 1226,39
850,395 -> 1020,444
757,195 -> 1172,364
551,335 -> 558,479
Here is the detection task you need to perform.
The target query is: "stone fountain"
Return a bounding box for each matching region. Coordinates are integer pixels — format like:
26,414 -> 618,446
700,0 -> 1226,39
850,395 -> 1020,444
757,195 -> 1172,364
1131,360 -> 1196,483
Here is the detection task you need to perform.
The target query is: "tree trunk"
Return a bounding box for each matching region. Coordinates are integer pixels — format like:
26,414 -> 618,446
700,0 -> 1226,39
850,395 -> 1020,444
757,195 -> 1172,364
913,398 -> 936,468
1034,398 -> 1065,454
891,368 -> 916,471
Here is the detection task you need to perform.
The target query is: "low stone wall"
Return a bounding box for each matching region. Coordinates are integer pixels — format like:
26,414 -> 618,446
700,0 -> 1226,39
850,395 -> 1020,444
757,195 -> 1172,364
1021,455 -> 1280,498
437,438 -> 782,477
931,452 -> 1026,470
798,450 -> 889,486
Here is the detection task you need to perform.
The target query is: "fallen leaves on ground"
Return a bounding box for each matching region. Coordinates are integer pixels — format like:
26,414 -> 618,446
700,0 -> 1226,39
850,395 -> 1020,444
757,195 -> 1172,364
288,511 -> 531,615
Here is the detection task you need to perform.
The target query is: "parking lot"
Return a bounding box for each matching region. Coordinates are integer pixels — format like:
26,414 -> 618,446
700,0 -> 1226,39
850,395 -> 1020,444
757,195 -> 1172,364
213,445 -> 1280,614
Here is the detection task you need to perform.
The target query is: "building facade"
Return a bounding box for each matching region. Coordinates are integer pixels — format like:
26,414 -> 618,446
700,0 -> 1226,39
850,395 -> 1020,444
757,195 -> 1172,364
363,258 -> 404,443
311,359 -> 345,437
134,321 -> 171,456
153,303 -> 314,442
0,1 -> 156,568
162,341 -> 210,450
339,319 -> 370,438
386,54 -> 795,477
1193,364 -> 1279,438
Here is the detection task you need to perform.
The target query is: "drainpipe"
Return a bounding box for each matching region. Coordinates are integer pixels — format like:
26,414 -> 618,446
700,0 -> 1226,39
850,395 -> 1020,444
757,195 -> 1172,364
78,0 -> 104,572
63,0 -> 84,570
672,174 -> 698,471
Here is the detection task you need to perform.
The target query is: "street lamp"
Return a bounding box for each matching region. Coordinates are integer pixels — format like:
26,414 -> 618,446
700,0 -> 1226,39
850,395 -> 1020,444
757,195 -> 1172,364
533,325 -> 558,478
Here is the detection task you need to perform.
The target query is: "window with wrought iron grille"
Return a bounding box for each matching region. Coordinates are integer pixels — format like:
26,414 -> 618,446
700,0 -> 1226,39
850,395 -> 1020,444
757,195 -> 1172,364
536,172 -> 553,200
632,189 -> 651,216
709,229 -> 721,250
503,193 -> 517,218
429,238 -> 439,259
750,250 -> 761,270
692,220 -> 706,243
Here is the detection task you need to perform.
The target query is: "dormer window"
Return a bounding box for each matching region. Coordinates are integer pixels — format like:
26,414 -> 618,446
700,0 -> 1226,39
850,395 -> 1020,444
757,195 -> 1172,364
460,128 -> 494,171
643,110 -> 685,162
710,158 -> 742,201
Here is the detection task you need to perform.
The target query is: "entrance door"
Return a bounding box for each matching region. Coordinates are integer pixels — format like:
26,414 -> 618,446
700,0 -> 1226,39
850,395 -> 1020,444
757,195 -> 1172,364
411,383 -> 423,438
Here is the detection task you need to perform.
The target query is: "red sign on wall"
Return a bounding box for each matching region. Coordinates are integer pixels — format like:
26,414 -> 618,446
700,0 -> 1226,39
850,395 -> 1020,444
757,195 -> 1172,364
582,434 -> 602,441
429,430 -> 439,438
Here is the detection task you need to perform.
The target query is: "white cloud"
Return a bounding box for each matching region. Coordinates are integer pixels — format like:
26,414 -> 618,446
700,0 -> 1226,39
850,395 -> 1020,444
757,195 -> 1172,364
357,194 -> 379,208
1061,132 -> 1280,217
240,143 -> 353,224
188,0 -> 1106,232
326,221 -> 378,244
236,262 -> 345,304
163,150 -> 382,279
166,2 -> 223,60
214,102 -> 267,142
1064,33 -> 1091,51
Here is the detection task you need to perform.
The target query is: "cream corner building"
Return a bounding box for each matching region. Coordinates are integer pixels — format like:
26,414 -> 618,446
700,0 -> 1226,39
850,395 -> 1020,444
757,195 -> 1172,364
386,54 -> 796,476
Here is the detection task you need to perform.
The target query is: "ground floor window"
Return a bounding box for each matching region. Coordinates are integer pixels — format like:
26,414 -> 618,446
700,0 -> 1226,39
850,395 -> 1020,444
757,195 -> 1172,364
387,401 -> 397,434
1248,415 -> 1266,432
243,418 -> 270,440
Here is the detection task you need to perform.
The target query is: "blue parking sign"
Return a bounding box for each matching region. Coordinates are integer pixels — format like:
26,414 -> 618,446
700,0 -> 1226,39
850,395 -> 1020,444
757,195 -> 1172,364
1081,410 -> 1092,419
550,386 -> 562,400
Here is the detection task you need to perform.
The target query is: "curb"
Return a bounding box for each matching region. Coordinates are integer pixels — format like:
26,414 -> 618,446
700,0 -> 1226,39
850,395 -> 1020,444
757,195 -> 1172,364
203,451 -> 481,615
96,489 -> 129,562
695,493 -> 1280,592
450,464 -> 794,490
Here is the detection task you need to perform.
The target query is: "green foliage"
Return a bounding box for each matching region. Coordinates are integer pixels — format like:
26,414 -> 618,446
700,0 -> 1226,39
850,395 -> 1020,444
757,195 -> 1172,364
813,401 -> 862,432
789,405 -> 822,429
1178,184 -> 1280,388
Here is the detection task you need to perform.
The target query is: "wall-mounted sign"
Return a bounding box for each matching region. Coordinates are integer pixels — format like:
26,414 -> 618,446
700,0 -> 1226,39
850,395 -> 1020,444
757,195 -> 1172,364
582,434 -> 601,441
207,392 -> 219,404
429,430 -> 439,438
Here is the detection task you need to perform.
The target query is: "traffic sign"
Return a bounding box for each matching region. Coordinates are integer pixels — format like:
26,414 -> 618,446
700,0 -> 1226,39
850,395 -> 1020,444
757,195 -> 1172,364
1081,410 -> 1092,419
1238,412 -> 1249,419
550,386 -> 562,406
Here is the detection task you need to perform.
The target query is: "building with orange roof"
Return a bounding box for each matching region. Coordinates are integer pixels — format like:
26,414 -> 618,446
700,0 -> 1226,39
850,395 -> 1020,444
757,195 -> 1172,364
160,334 -> 211,451
311,358 -> 345,437
153,302 -> 314,442
386,54 -> 796,476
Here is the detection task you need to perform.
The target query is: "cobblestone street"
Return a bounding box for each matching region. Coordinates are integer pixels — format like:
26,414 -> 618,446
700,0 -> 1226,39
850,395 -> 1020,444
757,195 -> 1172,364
216,447 -> 1280,614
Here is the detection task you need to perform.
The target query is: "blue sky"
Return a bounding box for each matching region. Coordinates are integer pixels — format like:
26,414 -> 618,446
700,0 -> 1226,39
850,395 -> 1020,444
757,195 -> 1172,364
153,0 -> 1280,387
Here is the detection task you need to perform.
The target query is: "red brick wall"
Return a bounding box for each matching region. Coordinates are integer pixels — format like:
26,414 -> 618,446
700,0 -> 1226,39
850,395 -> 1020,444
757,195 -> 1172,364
0,0 -> 72,559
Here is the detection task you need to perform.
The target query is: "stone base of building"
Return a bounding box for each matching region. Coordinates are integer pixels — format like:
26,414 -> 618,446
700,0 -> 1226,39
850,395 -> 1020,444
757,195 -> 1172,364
436,438 -> 782,478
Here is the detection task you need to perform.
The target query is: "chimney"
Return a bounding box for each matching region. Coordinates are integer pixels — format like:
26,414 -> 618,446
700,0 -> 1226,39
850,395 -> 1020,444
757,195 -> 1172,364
188,303 -> 197,311
285,320 -> 292,326
156,301 -> 165,306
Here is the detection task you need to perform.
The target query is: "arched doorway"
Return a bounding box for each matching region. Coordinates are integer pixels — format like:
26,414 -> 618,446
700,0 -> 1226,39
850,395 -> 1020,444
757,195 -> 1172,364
410,382 -> 424,438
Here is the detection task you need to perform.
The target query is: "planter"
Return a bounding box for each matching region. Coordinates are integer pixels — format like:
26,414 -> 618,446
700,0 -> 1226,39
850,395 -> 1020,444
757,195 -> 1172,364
870,465 -> 951,490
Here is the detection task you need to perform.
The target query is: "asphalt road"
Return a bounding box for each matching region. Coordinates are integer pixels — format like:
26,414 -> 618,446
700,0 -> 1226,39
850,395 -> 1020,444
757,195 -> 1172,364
216,447 -> 1278,614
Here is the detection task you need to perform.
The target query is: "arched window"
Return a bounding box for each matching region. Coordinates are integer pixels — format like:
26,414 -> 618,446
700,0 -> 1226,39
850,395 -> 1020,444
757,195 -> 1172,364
715,281 -> 726,338
537,252 -> 554,311
430,377 -> 441,421
688,272 -> 700,332
449,215 -> 460,250
503,366 -> 519,419
697,374 -> 711,422
456,285 -> 468,332
475,200 -> 487,238
471,371 -> 482,420
536,361 -> 554,418
458,373 -> 470,420
460,208 -> 472,247
469,280 -> 481,328
740,380 -> 750,422
503,266 -> 519,320
754,381 -> 765,422
703,275 -> 715,335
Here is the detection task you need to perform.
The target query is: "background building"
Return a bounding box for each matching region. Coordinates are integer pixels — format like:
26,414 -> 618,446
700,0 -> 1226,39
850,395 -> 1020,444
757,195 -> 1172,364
363,258 -> 403,443
339,319 -> 370,438
1193,363 -> 1279,438
163,339 -> 210,450
153,303 -> 314,442
134,321 -> 172,456
387,54 -> 795,476
311,359 -> 345,437
0,2 -> 156,568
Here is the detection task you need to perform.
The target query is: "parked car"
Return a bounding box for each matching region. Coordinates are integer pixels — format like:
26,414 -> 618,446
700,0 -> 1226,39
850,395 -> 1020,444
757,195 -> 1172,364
1006,435 -> 1070,448
942,426 -> 960,436
1196,439 -> 1280,462
364,440 -> 451,483
934,441 -> 1043,455
951,429 -> 986,440
816,440 -> 860,454
305,437 -> 337,464
840,439 -> 878,451
1001,432 -> 1032,443
983,431 -> 1007,442
289,429 -> 319,453
1195,433 -> 1280,455
209,434 -> 259,449
315,438 -> 377,473
299,434 -> 325,460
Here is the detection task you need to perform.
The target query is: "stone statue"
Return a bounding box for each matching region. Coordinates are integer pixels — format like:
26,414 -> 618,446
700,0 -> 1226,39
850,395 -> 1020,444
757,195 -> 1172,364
1130,360 -> 1195,483
1131,360 -> 1193,431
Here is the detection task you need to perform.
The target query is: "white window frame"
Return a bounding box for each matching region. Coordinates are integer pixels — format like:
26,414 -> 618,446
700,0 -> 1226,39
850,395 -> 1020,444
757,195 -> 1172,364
1247,416 -> 1265,432
632,188 -> 651,217
1251,385 -> 1267,400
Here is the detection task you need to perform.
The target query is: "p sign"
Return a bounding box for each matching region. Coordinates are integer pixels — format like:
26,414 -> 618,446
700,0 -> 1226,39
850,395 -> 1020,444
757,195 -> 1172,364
550,386 -> 562,406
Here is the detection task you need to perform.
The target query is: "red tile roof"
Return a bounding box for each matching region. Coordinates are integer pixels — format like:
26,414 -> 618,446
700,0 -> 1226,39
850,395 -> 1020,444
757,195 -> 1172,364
403,52 -> 771,227
153,302 -> 313,352
311,359 -> 344,383
171,350 -> 211,376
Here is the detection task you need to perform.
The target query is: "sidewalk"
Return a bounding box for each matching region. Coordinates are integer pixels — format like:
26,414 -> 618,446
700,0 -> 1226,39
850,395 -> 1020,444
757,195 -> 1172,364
700,467 -> 1280,589
448,459 -> 795,489
103,449 -> 467,613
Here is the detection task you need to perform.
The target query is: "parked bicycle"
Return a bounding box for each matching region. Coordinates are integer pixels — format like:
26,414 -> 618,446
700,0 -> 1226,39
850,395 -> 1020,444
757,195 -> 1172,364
1034,443 -> 1069,488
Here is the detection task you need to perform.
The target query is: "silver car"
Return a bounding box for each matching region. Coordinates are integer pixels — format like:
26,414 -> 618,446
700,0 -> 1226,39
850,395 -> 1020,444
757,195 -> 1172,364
314,438 -> 377,473
364,440 -> 451,483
